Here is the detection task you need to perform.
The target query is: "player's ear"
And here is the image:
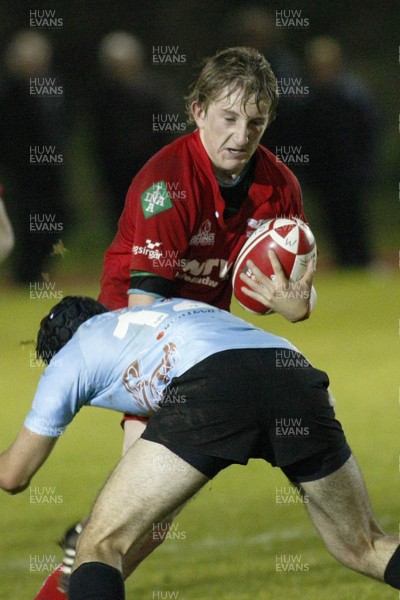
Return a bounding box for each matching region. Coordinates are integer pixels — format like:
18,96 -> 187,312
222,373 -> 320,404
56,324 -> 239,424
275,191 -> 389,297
191,101 -> 206,128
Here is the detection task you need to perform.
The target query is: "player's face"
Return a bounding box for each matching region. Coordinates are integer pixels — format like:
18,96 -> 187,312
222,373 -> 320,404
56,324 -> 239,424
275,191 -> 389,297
192,88 -> 269,183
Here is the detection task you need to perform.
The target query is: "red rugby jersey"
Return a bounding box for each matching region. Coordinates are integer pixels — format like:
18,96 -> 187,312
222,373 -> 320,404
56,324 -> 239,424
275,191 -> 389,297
99,130 -> 305,311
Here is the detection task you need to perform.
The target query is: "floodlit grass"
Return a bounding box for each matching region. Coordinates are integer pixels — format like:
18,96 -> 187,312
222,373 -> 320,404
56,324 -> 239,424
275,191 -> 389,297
0,269 -> 399,599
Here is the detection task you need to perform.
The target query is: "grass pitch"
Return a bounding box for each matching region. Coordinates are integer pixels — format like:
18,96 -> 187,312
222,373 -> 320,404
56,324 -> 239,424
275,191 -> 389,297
0,269 -> 399,599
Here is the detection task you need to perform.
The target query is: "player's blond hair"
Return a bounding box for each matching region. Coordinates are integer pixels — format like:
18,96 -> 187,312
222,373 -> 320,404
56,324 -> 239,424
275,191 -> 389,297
185,46 -> 279,125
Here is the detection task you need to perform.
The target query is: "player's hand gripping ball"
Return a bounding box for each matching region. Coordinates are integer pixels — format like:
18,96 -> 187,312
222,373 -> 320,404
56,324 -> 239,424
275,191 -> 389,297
232,217 -> 317,314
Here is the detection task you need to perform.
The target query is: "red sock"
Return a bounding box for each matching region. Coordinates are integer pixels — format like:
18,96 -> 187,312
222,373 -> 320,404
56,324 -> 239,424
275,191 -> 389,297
34,565 -> 67,599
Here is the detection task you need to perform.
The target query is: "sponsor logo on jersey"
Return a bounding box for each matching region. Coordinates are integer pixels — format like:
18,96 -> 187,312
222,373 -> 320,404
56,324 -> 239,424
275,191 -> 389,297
189,219 -> 215,246
133,239 -> 163,259
177,258 -> 230,287
141,181 -> 173,218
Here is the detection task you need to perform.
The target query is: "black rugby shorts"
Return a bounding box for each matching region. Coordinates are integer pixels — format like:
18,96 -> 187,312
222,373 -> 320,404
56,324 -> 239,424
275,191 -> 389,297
141,348 -> 351,482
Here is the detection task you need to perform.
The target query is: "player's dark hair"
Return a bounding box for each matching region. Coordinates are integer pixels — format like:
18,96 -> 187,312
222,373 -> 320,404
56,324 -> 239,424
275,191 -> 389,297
185,46 -> 279,126
36,296 -> 109,364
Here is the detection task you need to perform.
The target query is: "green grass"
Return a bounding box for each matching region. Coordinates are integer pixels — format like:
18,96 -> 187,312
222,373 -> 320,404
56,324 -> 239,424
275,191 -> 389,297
0,270 -> 399,599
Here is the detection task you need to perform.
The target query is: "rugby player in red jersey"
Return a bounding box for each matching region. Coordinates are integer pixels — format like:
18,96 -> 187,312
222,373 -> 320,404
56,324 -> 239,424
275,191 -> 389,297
35,47 -> 316,598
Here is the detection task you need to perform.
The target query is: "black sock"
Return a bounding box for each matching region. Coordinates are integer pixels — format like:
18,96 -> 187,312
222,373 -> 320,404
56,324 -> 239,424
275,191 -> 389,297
384,545 -> 400,589
68,562 -> 124,600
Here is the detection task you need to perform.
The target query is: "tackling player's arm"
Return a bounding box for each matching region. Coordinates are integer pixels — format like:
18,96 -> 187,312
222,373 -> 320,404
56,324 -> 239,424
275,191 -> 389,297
128,271 -> 173,307
0,319 -> 90,495
0,427 -> 57,494
125,273 -> 172,445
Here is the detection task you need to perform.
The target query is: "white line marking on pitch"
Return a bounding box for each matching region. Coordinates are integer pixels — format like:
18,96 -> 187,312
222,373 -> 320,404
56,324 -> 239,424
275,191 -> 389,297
1,515 -> 394,568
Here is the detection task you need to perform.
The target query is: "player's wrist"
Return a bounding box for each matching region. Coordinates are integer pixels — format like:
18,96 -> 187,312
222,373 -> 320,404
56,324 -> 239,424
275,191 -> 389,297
288,285 -> 316,322
289,302 -> 311,323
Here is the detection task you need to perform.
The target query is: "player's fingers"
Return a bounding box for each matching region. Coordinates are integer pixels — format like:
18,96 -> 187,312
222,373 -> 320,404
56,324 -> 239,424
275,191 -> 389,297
241,260 -> 270,289
239,269 -> 266,291
239,264 -> 276,308
267,250 -> 287,281
245,258 -> 277,283
300,257 -> 316,288
240,281 -> 271,307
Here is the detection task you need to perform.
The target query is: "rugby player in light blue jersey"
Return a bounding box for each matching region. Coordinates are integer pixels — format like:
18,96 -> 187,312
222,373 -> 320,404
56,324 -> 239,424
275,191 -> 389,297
0,296 -> 399,599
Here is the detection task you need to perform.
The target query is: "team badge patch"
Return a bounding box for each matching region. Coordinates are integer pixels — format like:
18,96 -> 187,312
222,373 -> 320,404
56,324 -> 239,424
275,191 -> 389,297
141,181 -> 173,219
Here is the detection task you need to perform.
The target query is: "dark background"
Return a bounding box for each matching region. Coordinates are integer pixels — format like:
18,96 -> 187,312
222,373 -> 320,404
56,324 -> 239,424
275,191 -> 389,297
0,0 -> 398,274
1,0 -> 397,106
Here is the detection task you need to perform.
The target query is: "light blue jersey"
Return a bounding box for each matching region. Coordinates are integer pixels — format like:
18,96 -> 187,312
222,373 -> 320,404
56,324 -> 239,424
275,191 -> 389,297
25,299 -> 298,436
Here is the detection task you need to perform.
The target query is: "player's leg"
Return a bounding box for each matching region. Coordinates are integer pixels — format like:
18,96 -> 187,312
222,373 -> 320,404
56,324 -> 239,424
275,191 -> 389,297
121,505 -> 184,579
34,420 -> 147,598
299,453 -> 400,586
121,416 -> 147,456
34,420 -> 184,599
92,418 -> 187,577
69,438 -> 209,600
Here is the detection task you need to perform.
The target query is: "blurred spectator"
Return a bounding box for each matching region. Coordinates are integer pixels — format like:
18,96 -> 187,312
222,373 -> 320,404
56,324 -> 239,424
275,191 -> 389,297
0,185 -> 14,263
91,31 -> 175,227
225,6 -> 305,153
301,36 -> 378,268
0,30 -> 68,284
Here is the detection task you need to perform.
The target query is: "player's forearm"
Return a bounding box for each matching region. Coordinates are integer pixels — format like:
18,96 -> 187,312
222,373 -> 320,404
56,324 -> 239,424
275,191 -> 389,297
0,447 -> 31,494
0,427 -> 57,494
128,293 -> 158,307
0,452 -> 21,493
128,272 -> 173,307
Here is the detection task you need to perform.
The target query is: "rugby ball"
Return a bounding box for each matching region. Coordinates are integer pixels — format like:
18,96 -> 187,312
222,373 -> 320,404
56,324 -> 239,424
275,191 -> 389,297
232,217 -> 317,314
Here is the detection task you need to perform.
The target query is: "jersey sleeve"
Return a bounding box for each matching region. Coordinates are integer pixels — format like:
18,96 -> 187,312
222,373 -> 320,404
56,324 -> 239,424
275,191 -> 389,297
254,145 -> 307,225
98,193 -> 137,310
289,170 -> 306,222
275,158 -> 306,222
99,143 -> 197,310
24,343 -> 88,437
